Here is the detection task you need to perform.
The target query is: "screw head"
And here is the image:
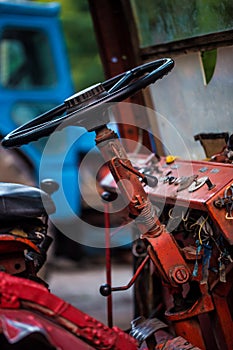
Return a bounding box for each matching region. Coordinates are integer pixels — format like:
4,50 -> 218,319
171,266 -> 189,284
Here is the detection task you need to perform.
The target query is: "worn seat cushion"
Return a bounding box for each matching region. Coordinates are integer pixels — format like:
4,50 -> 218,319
0,183 -> 56,219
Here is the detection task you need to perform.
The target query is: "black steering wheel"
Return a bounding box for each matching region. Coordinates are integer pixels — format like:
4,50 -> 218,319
2,58 -> 174,148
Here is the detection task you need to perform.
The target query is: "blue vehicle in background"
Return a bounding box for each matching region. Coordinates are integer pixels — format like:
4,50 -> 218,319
0,0 -> 96,223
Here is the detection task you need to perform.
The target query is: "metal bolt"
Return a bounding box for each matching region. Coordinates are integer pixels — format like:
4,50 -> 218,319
171,266 -> 189,284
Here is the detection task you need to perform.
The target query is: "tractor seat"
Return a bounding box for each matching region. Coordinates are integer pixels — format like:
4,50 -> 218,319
0,182 -> 56,220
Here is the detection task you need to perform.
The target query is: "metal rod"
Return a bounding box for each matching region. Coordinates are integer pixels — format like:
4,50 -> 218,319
104,203 -> 113,327
111,254 -> 150,292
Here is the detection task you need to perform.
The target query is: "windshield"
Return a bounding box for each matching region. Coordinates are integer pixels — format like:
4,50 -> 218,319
0,27 -> 57,89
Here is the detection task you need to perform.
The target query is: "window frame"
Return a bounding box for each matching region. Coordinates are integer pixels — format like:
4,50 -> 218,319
140,29 -> 233,61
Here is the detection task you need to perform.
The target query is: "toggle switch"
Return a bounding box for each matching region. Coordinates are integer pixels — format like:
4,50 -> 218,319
188,176 -> 215,192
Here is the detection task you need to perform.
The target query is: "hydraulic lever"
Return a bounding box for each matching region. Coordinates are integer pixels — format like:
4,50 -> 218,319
116,158 -> 158,188
100,254 -> 150,296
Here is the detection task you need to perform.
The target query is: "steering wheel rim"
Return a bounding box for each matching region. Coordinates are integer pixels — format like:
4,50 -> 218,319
2,58 -> 174,148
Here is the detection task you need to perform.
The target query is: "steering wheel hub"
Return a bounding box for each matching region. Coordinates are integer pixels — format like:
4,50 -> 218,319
65,83 -> 108,111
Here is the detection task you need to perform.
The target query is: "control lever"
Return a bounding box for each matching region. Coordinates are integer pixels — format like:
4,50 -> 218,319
142,173 -> 158,188
100,254 -> 150,296
117,159 -> 158,188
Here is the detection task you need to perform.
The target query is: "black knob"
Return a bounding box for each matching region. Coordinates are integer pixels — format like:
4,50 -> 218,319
101,191 -> 118,202
205,177 -> 215,190
40,179 -> 59,195
99,283 -> 112,296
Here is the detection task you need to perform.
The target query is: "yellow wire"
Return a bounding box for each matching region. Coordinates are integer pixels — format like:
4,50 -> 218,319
189,216 -> 209,245
168,208 -> 173,218
198,216 -> 209,245
168,208 -> 186,220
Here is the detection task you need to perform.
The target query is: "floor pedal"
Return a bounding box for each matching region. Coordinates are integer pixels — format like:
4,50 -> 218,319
130,316 -> 168,344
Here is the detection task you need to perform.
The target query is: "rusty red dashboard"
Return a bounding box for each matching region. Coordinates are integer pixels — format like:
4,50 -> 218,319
101,155 -> 233,245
